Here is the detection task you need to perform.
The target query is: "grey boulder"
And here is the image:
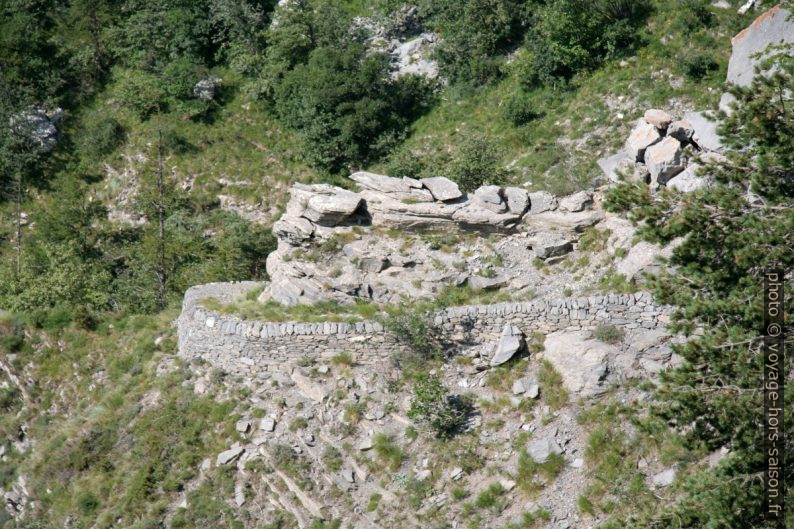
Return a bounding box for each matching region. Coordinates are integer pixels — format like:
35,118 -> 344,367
490,325 -> 525,366
421,176 -> 463,202
644,137 -> 686,186
474,185 -> 507,213
216,446 -> 245,466
625,119 -> 662,162
303,188 -> 362,226
527,438 -> 563,463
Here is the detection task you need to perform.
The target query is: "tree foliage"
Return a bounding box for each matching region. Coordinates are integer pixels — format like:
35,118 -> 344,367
603,50 -> 794,529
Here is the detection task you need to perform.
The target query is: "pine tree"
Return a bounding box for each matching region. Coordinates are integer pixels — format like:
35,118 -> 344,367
603,49 -> 793,528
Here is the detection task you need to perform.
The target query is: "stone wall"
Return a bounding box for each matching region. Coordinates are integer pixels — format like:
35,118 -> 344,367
177,282 -> 671,381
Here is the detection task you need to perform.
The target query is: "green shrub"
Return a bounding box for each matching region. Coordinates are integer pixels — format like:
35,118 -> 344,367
504,89 -> 541,126
322,446 -> 343,472
578,494 -> 596,515
445,134 -> 510,192
381,305 -> 441,369
373,433 -> 403,471
408,373 -> 472,438
366,493 -> 382,512
592,324 -> 624,344
473,482 -> 506,511
516,450 -> 565,494
520,0 -> 649,86
538,360 -> 568,410
682,53 -> 719,80
76,491 -> 100,515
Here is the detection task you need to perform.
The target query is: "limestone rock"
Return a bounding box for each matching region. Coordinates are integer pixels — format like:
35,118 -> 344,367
504,187 -> 530,215
469,274 -> 509,291
358,256 -> 390,273
421,176 -> 463,202
216,446 -> 244,466
194,77 -> 222,100
643,109 -> 673,130
525,210 -> 604,233
559,191 -> 593,212
616,240 -> 673,279
625,119 -> 662,162
530,232 -> 573,259
10,106 -> 61,151
490,325 -> 525,366
684,111 -> 724,152
292,372 -> 328,402
527,437 -> 562,463
651,468 -> 676,488
528,191 -> 558,214
452,201 -> 522,230
597,151 -> 631,183
543,331 -> 616,396
303,187 -> 362,226
668,119 -> 695,143
720,5 -> 794,113
235,420 -> 251,433
667,164 -> 712,193
260,417 -> 276,432
644,137 -> 686,186
474,185 -> 507,213
351,171 -> 411,193
273,217 -> 315,245
391,33 -> 439,79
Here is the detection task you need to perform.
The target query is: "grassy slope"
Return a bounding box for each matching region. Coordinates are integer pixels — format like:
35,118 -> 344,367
0,3 -> 776,529
376,1 -> 750,195
0,310 -> 250,528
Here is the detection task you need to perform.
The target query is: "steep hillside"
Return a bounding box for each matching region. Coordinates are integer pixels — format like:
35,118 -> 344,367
1,1 -> 793,529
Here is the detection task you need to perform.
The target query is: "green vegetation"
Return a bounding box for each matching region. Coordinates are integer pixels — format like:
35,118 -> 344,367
601,47 -> 794,528
592,324 -> 625,344
408,373 -> 472,438
516,450 -> 565,495
0,0 -> 785,527
538,360 -> 568,410
372,433 -> 404,471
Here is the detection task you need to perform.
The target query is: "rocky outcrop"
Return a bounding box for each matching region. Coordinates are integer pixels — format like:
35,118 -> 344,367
261,173 -> 615,306
599,108 -> 719,192
542,326 -> 676,397
9,106 -> 62,151
194,77 -> 222,100
719,4 -> 794,113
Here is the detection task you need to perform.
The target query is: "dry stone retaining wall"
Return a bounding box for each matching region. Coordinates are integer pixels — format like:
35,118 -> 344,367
178,282 -> 671,380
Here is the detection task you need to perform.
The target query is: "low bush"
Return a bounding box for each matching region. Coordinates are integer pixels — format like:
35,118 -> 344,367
592,324 -> 625,344
408,373 -> 473,438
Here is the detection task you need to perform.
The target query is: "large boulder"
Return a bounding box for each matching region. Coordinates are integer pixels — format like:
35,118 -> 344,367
666,164 -> 713,193
194,77 -> 222,100
684,111 -> 724,153
504,187 -> 530,215
421,176 -> 463,202
559,191 -> 593,212
351,171 -> 434,202
474,185 -> 507,213
719,5 -> 794,113
525,210 -> 604,233
527,437 -> 563,463
668,119 -> 695,143
527,191 -> 558,214
529,232 -> 574,259
490,325 -> 525,366
644,137 -> 686,186
643,108 -> 673,130
10,106 -> 62,151
303,187 -> 362,226
625,120 -> 662,162
543,331 -> 616,396
273,217 -> 315,245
